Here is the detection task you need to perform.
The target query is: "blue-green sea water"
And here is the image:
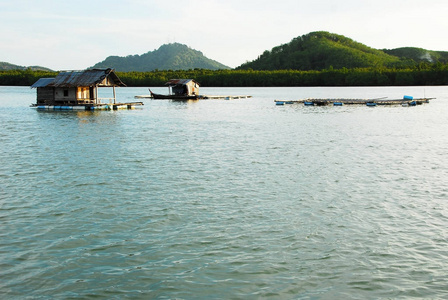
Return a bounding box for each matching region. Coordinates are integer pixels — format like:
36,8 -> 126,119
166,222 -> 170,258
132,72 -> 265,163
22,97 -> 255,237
1,86 -> 448,299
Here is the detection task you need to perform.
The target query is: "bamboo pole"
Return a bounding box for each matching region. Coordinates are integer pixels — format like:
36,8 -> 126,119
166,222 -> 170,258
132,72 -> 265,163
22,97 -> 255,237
95,86 -> 98,104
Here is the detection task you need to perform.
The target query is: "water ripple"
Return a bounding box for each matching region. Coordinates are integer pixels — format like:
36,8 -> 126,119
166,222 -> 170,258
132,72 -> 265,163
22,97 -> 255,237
1,86 -> 448,298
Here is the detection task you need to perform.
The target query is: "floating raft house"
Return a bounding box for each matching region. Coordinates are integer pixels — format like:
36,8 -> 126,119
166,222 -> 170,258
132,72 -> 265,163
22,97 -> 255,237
31,68 -> 143,110
275,96 -> 434,106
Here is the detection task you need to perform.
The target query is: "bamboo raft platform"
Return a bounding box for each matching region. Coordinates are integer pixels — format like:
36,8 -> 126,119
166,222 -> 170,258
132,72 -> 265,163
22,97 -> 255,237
202,95 -> 252,100
33,102 -> 144,111
134,95 -> 252,100
275,97 -> 434,106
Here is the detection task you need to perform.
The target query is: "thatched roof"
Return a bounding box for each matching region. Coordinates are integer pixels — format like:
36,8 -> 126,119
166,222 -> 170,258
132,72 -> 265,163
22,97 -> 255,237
31,68 -> 126,88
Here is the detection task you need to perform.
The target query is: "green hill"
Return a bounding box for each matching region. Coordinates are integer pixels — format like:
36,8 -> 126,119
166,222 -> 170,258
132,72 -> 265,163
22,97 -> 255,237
91,43 -> 230,71
383,47 -> 448,63
238,31 -> 411,71
0,61 -> 52,71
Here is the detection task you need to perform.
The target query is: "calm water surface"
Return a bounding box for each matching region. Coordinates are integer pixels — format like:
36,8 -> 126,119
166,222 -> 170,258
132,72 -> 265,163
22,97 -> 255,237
1,86 -> 448,299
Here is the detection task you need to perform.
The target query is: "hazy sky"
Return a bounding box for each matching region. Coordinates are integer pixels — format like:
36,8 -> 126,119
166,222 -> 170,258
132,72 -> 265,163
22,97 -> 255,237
1,0 -> 447,70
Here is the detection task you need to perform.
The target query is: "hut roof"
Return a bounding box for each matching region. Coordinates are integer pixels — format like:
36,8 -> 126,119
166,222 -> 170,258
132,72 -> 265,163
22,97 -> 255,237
31,68 -> 126,88
31,78 -> 55,88
165,79 -> 199,86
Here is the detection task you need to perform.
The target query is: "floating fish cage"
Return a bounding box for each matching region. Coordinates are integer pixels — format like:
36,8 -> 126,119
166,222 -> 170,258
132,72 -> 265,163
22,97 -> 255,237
274,95 -> 434,107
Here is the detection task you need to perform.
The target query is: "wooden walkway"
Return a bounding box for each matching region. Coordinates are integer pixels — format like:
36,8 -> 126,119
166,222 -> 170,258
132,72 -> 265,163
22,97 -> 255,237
201,95 -> 252,100
135,95 -> 252,100
275,97 -> 434,106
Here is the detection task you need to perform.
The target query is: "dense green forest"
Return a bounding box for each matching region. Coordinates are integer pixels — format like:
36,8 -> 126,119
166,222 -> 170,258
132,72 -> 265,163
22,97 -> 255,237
92,43 -> 230,72
2,64 -> 448,87
0,69 -> 57,86
238,32 -> 403,70
118,64 -> 448,86
238,32 -> 448,71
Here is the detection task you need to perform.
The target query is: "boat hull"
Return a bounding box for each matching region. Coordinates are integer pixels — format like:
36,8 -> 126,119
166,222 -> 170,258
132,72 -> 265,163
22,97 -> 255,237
150,92 -> 199,100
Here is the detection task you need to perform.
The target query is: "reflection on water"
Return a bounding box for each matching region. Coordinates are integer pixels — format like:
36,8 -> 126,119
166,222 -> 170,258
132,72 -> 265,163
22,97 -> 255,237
36,109 -> 120,124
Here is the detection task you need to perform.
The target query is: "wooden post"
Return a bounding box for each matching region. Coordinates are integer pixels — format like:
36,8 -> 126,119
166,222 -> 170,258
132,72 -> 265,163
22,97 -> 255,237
113,86 -> 116,104
95,86 -> 98,104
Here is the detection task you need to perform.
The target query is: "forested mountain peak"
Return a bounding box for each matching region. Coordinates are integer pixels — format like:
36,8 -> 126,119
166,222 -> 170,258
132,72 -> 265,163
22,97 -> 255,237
91,43 -> 230,72
238,31 -> 402,71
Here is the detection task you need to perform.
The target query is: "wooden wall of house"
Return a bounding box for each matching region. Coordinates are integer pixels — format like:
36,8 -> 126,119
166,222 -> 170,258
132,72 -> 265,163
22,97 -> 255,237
54,87 -> 77,104
36,87 -> 54,105
172,85 -> 187,95
171,82 -> 200,96
186,82 -> 199,95
36,86 -> 99,105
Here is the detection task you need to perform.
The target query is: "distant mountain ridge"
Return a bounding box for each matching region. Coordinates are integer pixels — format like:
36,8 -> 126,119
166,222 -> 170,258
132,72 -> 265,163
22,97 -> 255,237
2,33 -> 448,72
238,31 -> 448,71
383,47 -> 448,63
0,61 -> 53,71
91,43 -> 230,71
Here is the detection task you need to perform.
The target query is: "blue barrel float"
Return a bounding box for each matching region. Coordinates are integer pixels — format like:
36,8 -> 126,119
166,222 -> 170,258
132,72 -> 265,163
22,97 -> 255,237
403,95 -> 416,106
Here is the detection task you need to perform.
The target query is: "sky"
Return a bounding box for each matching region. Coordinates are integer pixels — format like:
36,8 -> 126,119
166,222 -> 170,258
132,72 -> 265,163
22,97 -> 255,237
1,0 -> 448,70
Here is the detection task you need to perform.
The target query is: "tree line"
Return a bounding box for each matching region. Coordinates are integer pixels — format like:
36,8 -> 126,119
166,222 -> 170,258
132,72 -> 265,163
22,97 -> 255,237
1,64 -> 448,87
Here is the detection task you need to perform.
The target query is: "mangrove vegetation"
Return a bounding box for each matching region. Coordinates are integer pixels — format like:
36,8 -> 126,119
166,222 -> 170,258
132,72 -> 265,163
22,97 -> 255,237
1,64 -> 448,87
